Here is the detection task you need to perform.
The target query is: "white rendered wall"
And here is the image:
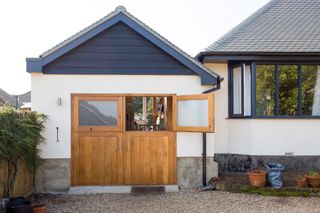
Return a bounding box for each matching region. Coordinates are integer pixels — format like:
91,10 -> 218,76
31,74 -> 215,158
204,63 -> 320,156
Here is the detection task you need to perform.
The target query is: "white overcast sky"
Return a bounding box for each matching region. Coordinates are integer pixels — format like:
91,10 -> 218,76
0,0 -> 269,94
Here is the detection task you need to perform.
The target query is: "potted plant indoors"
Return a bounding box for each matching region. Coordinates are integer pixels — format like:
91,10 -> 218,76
305,171 -> 320,187
296,175 -> 307,188
247,168 -> 267,187
0,106 -> 47,212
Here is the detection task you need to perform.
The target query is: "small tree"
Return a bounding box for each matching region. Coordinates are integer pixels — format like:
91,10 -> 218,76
0,106 -> 47,197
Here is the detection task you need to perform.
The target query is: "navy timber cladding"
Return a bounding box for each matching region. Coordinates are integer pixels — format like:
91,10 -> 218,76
43,22 -> 195,75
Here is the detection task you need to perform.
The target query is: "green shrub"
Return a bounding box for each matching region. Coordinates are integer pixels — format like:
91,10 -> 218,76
0,105 -> 47,197
307,171 -> 320,177
240,186 -> 310,197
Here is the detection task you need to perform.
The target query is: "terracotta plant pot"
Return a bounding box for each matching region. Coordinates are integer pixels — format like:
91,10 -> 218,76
32,204 -> 46,213
305,174 -> 320,187
296,178 -> 306,188
247,169 -> 267,187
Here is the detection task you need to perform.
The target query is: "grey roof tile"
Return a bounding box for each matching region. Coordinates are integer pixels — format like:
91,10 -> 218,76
206,0 -> 320,53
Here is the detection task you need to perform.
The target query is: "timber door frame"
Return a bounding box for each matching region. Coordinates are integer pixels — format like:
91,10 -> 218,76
71,93 -> 177,186
71,93 -> 214,185
72,94 -> 124,132
71,94 -> 125,186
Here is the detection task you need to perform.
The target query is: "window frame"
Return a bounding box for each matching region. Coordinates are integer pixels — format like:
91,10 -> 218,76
72,95 -> 124,132
229,61 -> 320,119
229,63 -> 252,118
173,94 -> 214,132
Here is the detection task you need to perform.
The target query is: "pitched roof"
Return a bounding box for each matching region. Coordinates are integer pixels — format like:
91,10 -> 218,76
15,91 -> 31,104
205,0 -> 320,53
0,89 -> 31,108
0,88 -> 16,106
27,6 -> 220,85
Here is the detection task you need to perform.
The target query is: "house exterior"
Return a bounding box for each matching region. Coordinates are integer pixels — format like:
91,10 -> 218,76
198,0 -> 320,172
27,0 -> 320,193
27,6 -> 219,192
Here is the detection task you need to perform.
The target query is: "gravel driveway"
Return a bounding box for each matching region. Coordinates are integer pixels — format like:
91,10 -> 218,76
35,189 -> 320,213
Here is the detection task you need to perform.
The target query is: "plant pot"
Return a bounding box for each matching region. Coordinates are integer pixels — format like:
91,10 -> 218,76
6,197 -> 31,213
32,204 -> 46,213
296,178 -> 306,188
305,175 -> 320,187
247,169 -> 267,187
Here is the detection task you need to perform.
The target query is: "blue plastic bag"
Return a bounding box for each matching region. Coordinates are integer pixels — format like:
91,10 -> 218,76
265,162 -> 285,189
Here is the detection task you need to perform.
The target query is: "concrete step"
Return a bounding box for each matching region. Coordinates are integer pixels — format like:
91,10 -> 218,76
68,185 -> 179,195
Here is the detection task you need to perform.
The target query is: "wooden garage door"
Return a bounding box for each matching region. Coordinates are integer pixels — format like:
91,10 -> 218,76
71,94 -> 176,186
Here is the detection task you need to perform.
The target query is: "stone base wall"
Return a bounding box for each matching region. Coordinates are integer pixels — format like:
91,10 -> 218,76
214,154 -> 320,173
35,157 -> 219,192
177,157 -> 218,188
35,159 -> 70,193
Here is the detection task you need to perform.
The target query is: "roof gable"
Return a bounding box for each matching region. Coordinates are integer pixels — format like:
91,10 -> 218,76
205,0 -> 320,53
42,22 -> 194,75
27,6 -> 219,85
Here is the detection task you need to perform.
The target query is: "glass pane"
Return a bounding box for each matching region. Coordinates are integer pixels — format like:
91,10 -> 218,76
244,65 -> 252,116
177,99 -> 208,127
132,97 -> 154,125
302,65 -> 320,116
233,66 -> 242,114
79,100 -> 117,126
256,65 -> 275,116
126,96 -> 169,131
279,65 -> 299,116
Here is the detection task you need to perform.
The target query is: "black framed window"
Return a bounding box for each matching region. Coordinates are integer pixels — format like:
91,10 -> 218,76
229,64 -> 251,117
229,62 -> 320,118
301,65 -> 320,116
232,65 -> 242,115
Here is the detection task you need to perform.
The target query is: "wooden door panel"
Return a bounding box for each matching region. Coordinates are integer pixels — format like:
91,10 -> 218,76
72,132 -> 123,185
124,132 -> 176,185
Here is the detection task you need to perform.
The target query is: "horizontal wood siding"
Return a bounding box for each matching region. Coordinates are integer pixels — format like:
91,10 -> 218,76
43,22 -> 194,75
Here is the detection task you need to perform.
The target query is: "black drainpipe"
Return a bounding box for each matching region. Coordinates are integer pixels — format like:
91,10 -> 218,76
201,77 -> 223,186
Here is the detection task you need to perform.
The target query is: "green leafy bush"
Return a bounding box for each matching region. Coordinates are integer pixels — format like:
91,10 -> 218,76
0,106 -> 47,197
307,171 -> 320,177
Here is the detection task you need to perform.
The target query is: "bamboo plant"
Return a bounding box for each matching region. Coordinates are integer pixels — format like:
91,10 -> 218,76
0,106 -> 47,198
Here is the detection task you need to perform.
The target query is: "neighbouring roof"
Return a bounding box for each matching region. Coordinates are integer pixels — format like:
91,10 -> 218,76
0,88 -> 16,106
15,91 -> 31,103
204,0 -> 320,54
26,6 -> 220,85
20,102 -> 32,109
0,89 -> 31,108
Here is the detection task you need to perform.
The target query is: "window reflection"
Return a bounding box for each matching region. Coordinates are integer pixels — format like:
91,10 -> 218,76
255,65 -> 275,116
302,65 -> 320,116
278,65 -> 299,116
79,101 -> 117,126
